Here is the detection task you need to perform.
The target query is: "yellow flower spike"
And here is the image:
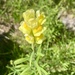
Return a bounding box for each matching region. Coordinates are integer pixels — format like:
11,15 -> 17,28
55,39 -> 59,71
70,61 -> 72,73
35,34 -> 44,44
25,35 -> 34,44
19,9 -> 46,44
19,21 -> 31,34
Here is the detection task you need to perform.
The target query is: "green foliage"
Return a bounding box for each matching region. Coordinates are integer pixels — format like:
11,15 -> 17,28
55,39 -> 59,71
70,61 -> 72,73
7,44 -> 48,75
0,0 -> 75,75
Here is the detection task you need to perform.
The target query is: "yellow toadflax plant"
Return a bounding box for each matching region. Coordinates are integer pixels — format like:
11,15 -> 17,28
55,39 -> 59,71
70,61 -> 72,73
7,9 -> 48,75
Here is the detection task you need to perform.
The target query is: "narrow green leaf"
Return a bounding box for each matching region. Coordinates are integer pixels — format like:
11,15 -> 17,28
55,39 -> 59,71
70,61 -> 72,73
40,67 -> 48,75
14,58 -> 28,65
20,67 -> 30,75
15,64 -> 26,68
34,61 -> 42,75
30,51 -> 34,66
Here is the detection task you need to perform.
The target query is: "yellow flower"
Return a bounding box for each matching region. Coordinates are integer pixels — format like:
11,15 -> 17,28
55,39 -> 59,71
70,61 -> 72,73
19,21 -> 31,34
35,34 -> 44,44
33,25 -> 46,36
19,9 -> 46,44
25,35 -> 34,44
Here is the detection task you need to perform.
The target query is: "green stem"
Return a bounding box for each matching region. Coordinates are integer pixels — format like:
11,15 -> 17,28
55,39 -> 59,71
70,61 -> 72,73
30,43 -> 35,66
32,43 -> 34,52
36,44 -> 42,62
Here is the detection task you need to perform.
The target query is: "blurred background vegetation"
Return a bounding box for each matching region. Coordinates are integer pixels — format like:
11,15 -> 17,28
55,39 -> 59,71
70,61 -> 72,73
0,0 -> 75,75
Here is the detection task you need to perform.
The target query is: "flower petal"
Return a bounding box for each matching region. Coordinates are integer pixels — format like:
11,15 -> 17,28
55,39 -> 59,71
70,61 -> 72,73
23,9 -> 35,22
36,10 -> 46,25
28,18 -> 38,28
33,25 -> 46,36
19,21 -> 31,34
35,34 -> 44,44
25,35 -> 34,44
